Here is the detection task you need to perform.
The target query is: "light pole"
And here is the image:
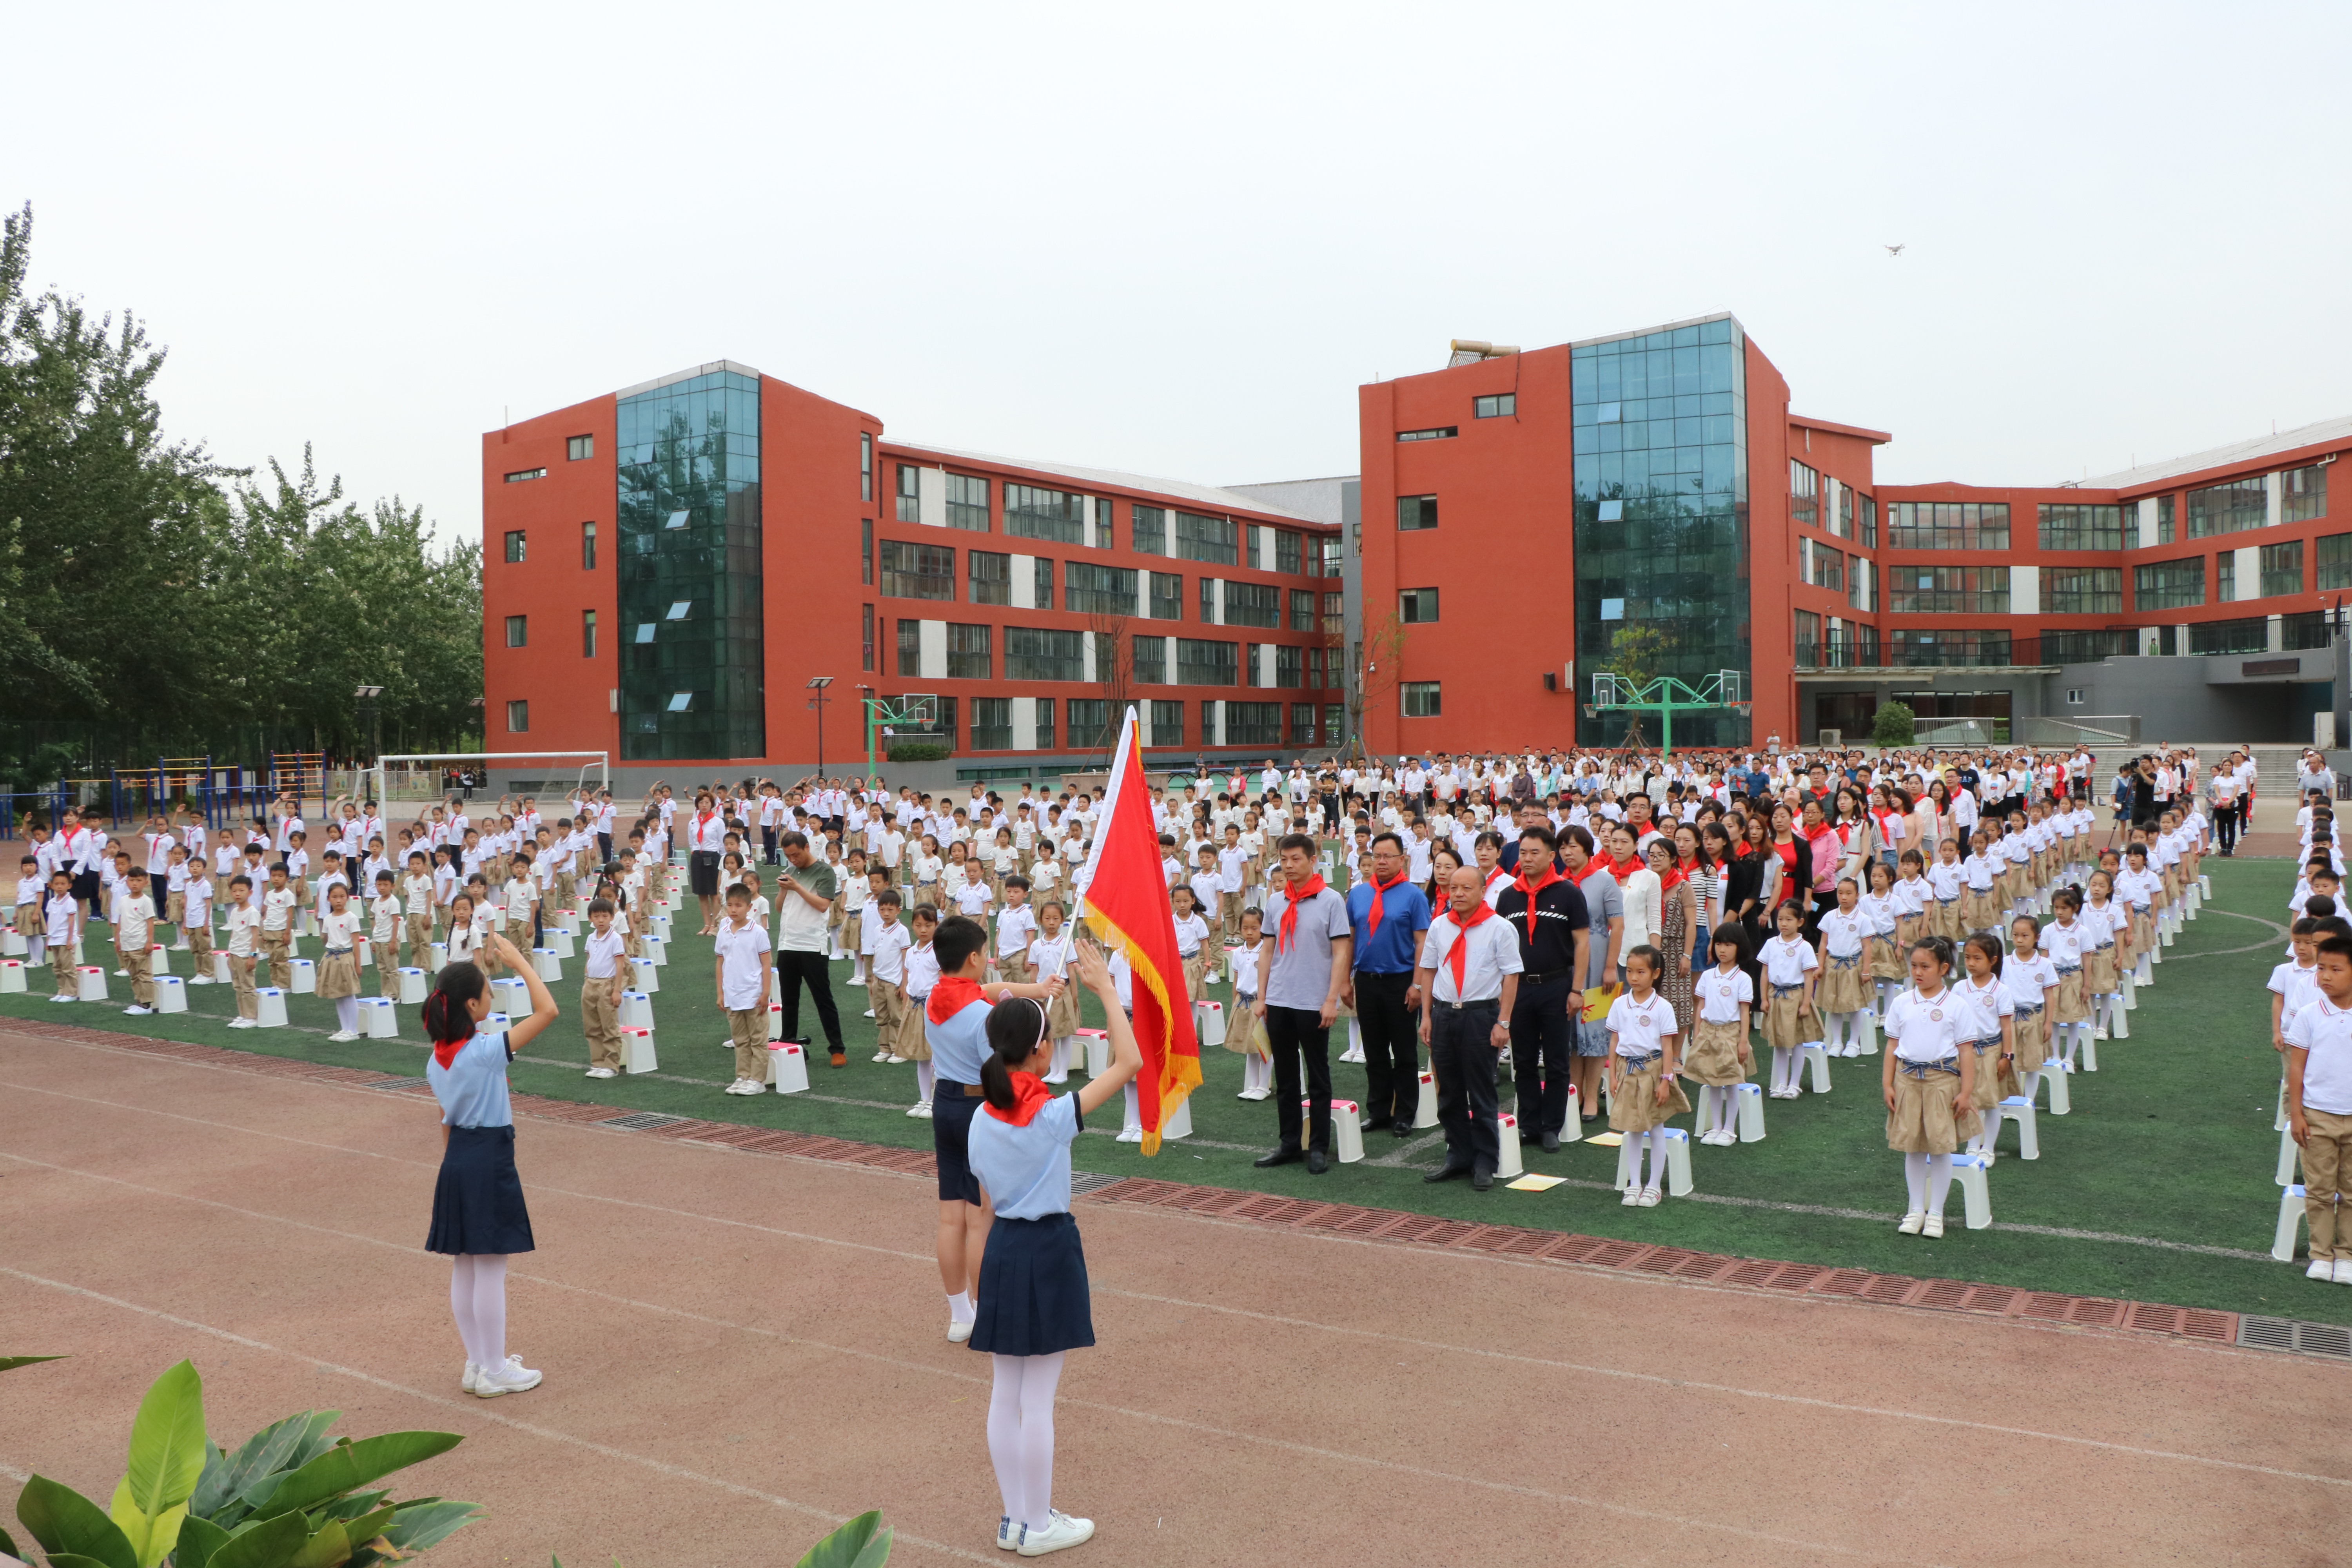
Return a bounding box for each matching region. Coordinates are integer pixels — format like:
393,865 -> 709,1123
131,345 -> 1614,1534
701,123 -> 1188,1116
354,686 -> 383,789
806,676 -> 834,774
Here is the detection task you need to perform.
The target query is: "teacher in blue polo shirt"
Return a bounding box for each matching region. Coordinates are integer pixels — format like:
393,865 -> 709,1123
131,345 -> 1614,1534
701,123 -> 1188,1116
1345,831 -> 1431,1136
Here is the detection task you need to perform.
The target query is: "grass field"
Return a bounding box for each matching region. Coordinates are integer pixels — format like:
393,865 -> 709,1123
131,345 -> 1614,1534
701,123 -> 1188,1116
7,855 -> 2341,1325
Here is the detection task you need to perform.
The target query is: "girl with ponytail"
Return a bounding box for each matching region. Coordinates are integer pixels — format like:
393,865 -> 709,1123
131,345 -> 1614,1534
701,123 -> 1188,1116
966,937 -> 1139,1555
423,930 -> 559,1399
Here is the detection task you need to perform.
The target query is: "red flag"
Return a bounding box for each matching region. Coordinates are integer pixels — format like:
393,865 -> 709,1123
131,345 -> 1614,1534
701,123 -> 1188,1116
1073,707 -> 1198,1154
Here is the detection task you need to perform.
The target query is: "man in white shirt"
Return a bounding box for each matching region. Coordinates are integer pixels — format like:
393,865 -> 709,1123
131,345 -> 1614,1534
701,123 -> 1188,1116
1413,863 -> 1524,1191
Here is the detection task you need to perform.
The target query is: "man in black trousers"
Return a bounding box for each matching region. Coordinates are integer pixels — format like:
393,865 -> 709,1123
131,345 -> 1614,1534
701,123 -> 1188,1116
1344,831 -> 1432,1137
1495,823 -> 1591,1152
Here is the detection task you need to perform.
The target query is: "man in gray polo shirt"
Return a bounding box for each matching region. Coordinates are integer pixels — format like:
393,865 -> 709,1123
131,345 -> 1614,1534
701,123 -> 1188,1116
1250,832 -> 1354,1175
773,831 -> 846,1067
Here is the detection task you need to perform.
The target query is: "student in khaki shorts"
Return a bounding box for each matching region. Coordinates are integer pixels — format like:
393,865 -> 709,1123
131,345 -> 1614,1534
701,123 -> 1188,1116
580,897 -> 628,1079
713,883 -> 774,1095
866,888 -> 909,1063
182,866 -> 215,982
401,851 -> 437,968
259,863 -> 299,991
368,870 -> 403,996
223,875 -> 263,1025
503,853 -> 539,954
42,868 -> 80,1000
2285,931 -> 2352,1285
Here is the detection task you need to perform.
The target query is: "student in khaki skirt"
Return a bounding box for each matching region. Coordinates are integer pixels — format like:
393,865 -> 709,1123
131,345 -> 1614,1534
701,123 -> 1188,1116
2045,887 -> 2094,1070
1960,831 -> 2002,936
2003,915 -> 2060,1099
317,883 -> 365,1040
1171,883 -> 1211,1004
1860,860 -> 1905,1016
1686,929 -> 1754,1146
1758,899 -> 1819,1099
1225,907 -> 1275,1100
1928,838 -> 1965,944
1951,932 -> 2015,1159
1815,878 -> 1872,1058
1880,937 -> 1979,1238
1606,945 -> 1691,1206
1031,901 -> 1083,1083
2082,872 -> 2125,1036
899,904 -> 940,1115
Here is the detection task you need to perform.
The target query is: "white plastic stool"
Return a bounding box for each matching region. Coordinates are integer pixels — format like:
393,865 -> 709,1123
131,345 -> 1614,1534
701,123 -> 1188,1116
1997,1095 -> 2039,1159
253,987 -> 287,1027
1412,1069 -> 1440,1129
550,909 -> 578,935
359,996 -> 397,1038
1162,1098 -> 1193,1140
1735,1081 -> 1768,1142
619,990 -> 654,1029
356,942 -> 372,969
1558,1085 -> 1583,1143
1854,1008 -> 1880,1055
640,936 -> 667,967
2278,1122 -> 2303,1186
1950,1151 -> 1992,1230
288,958 -> 316,995
298,908 -> 318,938
2277,1078 -> 2290,1133
1314,1098 -> 1364,1164
76,965 -> 109,1002
632,956 -> 661,992
544,927 -> 575,960
0,929 -> 23,957
397,967 -> 428,1004
1802,1042 -> 1832,1093
650,913 -> 673,942
148,944 -> 171,976
532,948 -> 562,982
209,951 -> 231,982
2121,971 -> 2138,1011
2040,1062 -> 2071,1115
1494,1111 -> 1523,1179
1613,1127 -> 1693,1195
767,1040 -> 809,1093
428,942 -> 449,972
2274,1185 -> 2313,1261
2079,1035 -> 2098,1072
490,975 -> 528,1014
0,959 -> 22,993
620,1025 -> 659,1074
768,1001 -> 785,1042
1196,1000 -> 1225,1046
1078,1028 -> 1110,1077
152,975 -> 187,1014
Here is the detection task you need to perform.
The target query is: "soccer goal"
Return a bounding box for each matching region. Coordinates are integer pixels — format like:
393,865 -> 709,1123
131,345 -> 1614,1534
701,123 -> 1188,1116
362,751 -> 612,809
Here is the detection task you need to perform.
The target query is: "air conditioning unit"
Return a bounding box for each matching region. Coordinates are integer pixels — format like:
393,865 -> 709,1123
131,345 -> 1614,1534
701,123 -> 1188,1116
1818,728 -> 1844,746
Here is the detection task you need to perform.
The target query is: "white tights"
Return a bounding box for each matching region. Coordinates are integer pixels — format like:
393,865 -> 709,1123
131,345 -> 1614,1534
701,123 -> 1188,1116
1902,1152 -> 1954,1218
987,1352 -> 1066,1534
1642,1126 -> 1672,1190
1770,1047 -> 1795,1092
335,996 -> 359,1033
1823,1009 -> 1864,1054
1242,1054 -> 1272,1094
1699,1085 -> 1739,1138
915,1062 -> 936,1105
2055,1022 -> 2087,1069
448,1253 -> 509,1370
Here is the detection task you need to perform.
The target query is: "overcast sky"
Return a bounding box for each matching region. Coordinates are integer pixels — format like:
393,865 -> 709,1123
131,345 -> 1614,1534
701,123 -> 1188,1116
8,3 -> 2346,546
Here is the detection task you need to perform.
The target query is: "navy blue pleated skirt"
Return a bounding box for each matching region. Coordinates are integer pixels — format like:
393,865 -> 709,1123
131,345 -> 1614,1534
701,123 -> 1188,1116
426,1125 -> 536,1256
969,1212 -> 1094,1357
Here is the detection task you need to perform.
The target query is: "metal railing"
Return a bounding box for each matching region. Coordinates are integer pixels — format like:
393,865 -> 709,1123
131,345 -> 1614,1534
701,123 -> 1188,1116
1794,639 -> 2051,670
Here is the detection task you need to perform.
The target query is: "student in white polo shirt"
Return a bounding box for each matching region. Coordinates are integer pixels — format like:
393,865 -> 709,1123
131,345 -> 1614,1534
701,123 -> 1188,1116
2285,933 -> 2352,1285
1412,863 -> 1524,1191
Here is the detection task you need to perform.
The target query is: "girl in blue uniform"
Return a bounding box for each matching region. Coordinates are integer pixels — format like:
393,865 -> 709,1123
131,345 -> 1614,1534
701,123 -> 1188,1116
969,937 -> 1140,1557
424,930 -> 561,1397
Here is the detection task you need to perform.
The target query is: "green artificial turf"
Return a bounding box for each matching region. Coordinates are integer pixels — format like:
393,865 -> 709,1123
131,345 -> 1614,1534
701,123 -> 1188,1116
7,857 -> 2342,1325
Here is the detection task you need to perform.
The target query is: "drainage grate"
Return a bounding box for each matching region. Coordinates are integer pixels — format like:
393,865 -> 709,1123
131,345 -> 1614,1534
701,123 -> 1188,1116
601,1112 -> 688,1131
2303,1322 -> 2352,1358
1068,1170 -> 1122,1196
368,1076 -> 429,1091
2245,1316 -> 2352,1359
2238,1315 -> 2303,1353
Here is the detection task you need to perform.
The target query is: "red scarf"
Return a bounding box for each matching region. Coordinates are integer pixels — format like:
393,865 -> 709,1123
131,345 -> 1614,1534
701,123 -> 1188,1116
984,1069 -> 1053,1126
1443,901 -> 1495,993
1569,856 -> 1611,887
1364,869 -> 1410,932
1510,862 -> 1562,924
430,1024 -> 473,1071
927,974 -> 989,1025
1657,862 -> 1686,892
1276,874 -> 1327,951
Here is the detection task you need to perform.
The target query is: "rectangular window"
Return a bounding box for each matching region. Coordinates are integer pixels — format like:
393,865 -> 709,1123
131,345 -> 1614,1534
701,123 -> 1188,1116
896,463 -> 922,524
1401,681 -> 1442,717
1396,426 -> 1457,442
1474,393 -> 1515,419
1176,638 -> 1238,686
862,604 -> 875,672
504,468 -> 545,484
1886,630 -> 2014,667
2188,617 -> 2267,655
1399,587 -> 1439,623
1068,698 -> 1113,750
1308,646 -> 1324,688
1276,529 -> 1301,574
2038,503 -> 2125,552
582,520 -> 597,570
1065,562 -> 1138,616
1245,524 -> 1264,569
1176,510 -> 1239,564
1005,483 -> 1084,544
946,472 -> 990,532
2217,551 -> 2236,603
1200,577 -> 1217,623
1793,608 -> 1821,663
1325,702 -> 1345,742
581,609 -> 597,658
1005,627 -> 1085,682
567,434 -> 593,461
860,519 -> 872,585
1034,697 -> 1056,752
1859,494 -> 1878,550
971,697 -> 1012,751
1132,635 -> 1168,684
2285,610 -> 2332,650
1227,701 -> 1282,746
878,539 -> 955,600
1886,565 -> 2007,614
1806,544 -> 1844,592
1321,592 -> 1344,634
1149,699 -> 1184,748
1884,501 -> 2010,551
947,622 -> 993,680
1290,701 -> 1316,744
1132,505 -> 1168,556
2157,494 -> 2176,544
1201,699 -> 1222,746
1274,644 -> 1302,688
2262,539 -> 2304,599
506,699 -> 528,733
504,614 -> 528,648
2285,464 -> 2329,525
1849,557 -> 1873,611
2319,532 -> 2352,590
1290,588 -> 1315,630
2134,556 -> 2206,611
1224,581 -> 1282,628
2045,630 -> 2136,662
968,550 -> 1010,606
1836,486 -> 1854,540
2189,476 -> 2266,539
504,530 -> 526,563
859,433 -> 873,503
1093,498 -> 1117,548
1397,495 -> 1438,531
1789,460 -> 1820,526
1149,571 -> 1182,619
1034,556 -> 1055,609
897,618 -> 921,677
2045,566 -> 2123,615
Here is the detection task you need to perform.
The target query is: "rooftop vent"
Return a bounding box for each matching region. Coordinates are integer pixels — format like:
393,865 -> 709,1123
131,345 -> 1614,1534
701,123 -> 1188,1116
1448,339 -> 1521,368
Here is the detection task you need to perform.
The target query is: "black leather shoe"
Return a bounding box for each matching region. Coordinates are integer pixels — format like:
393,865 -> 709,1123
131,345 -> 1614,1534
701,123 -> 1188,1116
1423,1162 -> 1470,1183
1306,1148 -> 1328,1175
1472,1166 -> 1494,1192
1254,1146 -> 1304,1169
1361,1115 -> 1394,1132
1392,1120 -> 1415,1138
1540,1131 -> 1561,1153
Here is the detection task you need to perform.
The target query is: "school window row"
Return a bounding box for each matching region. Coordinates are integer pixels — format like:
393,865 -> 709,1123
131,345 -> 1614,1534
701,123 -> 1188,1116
887,622 -> 1337,689
500,522 -> 599,568
863,540 -> 1339,628
939,697 -> 1344,753
884,464 -> 1336,570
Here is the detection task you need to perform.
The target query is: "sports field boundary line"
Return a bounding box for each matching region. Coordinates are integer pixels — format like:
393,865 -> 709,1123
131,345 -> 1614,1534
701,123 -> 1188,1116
12,1018 -> 2340,1365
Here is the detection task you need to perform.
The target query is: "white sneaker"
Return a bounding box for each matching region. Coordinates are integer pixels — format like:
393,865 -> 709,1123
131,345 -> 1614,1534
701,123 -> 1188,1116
2334,1259 -> 2352,1285
1637,1185 -> 1662,1207
1898,1211 -> 1925,1235
473,1355 -> 541,1397
462,1360 -> 480,1393
1116,1125 -> 1142,1143
862,1008 -> 876,1018
1922,1214 -> 1945,1239
882,1053 -> 906,1064
1016,1511 -> 1094,1557
586,1066 -> 617,1079
227,1016 -> 253,1028
997,1516 -> 1020,1551
2309,1259 -> 2336,1281
113,968 -> 129,977
326,1030 -> 358,1042
947,1319 -> 974,1344
188,976 -> 214,985
907,1101 -> 933,1118
50,994 -> 74,1003
724,1079 -> 762,1095
1621,1185 -> 1642,1206
872,1050 -> 891,1063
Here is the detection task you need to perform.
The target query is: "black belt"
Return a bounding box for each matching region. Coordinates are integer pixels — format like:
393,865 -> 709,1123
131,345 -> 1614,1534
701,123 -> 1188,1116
1434,997 -> 1499,1011
1520,967 -> 1576,988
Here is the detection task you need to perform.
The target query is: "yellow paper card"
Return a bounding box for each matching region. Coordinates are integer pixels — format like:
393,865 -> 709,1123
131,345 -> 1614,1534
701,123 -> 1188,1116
1505,1174 -> 1566,1191
1586,1131 -> 1624,1146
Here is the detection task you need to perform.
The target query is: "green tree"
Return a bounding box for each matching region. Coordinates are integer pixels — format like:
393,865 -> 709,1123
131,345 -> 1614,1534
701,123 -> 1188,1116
1871,699 -> 1916,748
